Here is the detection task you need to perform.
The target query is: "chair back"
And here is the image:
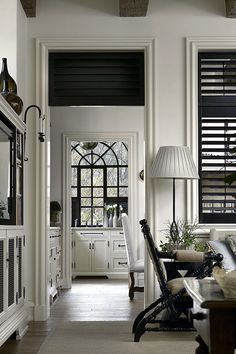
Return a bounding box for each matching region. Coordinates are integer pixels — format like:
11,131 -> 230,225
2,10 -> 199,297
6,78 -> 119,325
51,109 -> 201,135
140,219 -> 170,297
121,213 -> 135,267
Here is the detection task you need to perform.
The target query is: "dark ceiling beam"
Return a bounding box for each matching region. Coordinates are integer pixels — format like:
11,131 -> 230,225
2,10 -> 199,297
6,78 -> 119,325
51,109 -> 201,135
20,0 -> 36,17
225,0 -> 236,17
119,0 -> 149,17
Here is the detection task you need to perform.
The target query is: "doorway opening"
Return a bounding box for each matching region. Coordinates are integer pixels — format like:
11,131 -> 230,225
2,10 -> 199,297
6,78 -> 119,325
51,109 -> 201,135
35,37 -> 157,321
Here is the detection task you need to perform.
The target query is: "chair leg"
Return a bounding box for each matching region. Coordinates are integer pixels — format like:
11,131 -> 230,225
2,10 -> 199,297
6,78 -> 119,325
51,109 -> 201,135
128,272 -> 144,301
129,272 -> 135,300
132,296 -> 164,333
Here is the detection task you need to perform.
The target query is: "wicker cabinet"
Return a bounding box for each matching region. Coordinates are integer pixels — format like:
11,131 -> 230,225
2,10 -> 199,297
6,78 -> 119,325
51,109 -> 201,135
0,228 -> 27,346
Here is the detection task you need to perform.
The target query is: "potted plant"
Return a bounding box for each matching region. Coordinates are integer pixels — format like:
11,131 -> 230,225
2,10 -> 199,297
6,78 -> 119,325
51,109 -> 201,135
160,218 -> 201,251
50,201 -> 62,226
0,200 -> 6,218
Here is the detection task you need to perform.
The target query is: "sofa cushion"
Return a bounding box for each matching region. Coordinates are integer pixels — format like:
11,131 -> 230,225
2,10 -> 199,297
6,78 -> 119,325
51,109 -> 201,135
207,240 -> 236,271
227,236 -> 236,256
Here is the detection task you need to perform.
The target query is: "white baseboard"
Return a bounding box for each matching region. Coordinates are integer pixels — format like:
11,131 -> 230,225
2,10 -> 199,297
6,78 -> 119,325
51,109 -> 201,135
0,306 -> 28,347
34,305 -> 49,321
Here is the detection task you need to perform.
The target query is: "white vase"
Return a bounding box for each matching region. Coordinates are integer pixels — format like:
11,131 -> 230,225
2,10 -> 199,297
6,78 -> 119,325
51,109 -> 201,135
113,209 -> 118,228
108,211 -> 113,227
103,211 -> 108,227
117,213 -> 122,227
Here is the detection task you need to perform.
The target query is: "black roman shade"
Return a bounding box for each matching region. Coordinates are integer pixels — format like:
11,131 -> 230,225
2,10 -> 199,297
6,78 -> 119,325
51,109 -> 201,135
199,52 -> 236,223
49,52 -> 144,106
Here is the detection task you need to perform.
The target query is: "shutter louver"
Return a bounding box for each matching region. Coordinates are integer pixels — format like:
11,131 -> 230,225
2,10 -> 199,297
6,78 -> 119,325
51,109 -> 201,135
49,52 -> 144,106
8,238 -> 14,307
199,53 -> 236,223
0,240 -> 3,313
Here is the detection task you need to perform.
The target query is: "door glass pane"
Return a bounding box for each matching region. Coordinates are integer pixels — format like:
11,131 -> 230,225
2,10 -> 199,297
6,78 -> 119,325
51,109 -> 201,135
93,208 -> 103,225
71,188 -> 77,197
107,188 -> 118,197
81,208 -> 91,225
81,188 -> 91,197
107,168 -> 117,186
81,169 -> 91,186
93,198 -> 103,207
113,142 -> 128,165
71,168 -> 77,186
119,187 -> 128,197
93,169 -> 103,186
93,188 -> 103,197
119,167 -> 128,186
81,198 -> 91,206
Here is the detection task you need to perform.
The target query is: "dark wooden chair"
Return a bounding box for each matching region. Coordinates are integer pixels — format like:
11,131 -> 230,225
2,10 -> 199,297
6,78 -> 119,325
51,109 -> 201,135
133,219 -> 223,342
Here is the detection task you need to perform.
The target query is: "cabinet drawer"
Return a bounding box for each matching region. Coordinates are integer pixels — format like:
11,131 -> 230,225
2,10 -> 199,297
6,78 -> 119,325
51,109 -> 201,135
113,258 -> 128,270
110,230 -> 124,238
75,230 -> 109,239
112,239 -> 126,253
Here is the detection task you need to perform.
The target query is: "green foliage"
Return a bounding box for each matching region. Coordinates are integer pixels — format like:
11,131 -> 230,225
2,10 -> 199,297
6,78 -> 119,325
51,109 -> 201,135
50,201 -> 62,212
160,218 -> 200,251
0,200 -> 6,218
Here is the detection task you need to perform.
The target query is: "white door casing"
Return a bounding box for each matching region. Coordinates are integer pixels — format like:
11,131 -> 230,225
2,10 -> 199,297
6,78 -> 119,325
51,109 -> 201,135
36,37 -> 158,320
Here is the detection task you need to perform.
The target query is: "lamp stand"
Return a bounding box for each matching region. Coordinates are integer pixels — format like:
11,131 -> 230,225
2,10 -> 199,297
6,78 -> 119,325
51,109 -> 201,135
170,178 -> 179,243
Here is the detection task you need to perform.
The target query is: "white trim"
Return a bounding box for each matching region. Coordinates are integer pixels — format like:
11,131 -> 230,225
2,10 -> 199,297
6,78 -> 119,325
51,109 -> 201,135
63,132 -> 138,287
36,37 -> 158,317
186,36 -> 236,228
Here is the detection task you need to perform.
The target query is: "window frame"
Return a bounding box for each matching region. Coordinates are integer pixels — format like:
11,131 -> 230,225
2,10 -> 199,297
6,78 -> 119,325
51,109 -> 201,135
187,37 -> 236,228
71,141 -> 128,227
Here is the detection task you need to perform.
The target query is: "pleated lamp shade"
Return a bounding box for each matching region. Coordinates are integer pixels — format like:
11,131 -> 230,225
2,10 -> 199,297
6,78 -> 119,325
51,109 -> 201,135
150,146 -> 199,179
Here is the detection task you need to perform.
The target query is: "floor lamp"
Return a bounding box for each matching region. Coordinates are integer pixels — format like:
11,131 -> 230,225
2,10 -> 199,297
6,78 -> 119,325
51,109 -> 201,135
150,146 -> 199,241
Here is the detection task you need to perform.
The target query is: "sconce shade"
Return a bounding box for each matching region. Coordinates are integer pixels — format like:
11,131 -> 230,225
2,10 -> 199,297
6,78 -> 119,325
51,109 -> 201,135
150,146 -> 199,180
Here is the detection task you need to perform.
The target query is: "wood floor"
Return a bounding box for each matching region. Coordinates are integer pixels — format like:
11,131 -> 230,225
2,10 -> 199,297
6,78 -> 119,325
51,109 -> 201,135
0,278 -> 144,354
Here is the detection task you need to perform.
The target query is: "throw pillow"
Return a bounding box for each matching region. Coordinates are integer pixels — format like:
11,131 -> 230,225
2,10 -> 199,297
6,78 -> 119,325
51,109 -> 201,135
226,236 -> 236,256
207,240 -> 236,271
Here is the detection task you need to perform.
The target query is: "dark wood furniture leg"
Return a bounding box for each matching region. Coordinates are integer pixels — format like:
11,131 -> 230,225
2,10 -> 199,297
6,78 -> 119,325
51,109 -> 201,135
195,335 -> 209,354
129,272 -> 144,300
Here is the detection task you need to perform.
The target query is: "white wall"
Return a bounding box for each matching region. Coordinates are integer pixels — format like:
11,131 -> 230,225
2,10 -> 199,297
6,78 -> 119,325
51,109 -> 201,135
50,106 -> 145,223
0,0 -> 17,78
26,0 -> 236,235
20,0 -> 236,310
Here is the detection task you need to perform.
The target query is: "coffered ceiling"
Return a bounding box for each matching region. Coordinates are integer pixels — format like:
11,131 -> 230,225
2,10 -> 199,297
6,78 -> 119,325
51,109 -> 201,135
20,0 -> 236,18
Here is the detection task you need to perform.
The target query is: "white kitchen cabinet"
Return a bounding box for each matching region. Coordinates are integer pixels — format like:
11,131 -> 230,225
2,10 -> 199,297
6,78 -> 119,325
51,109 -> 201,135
73,230 -> 109,275
49,228 -> 62,303
109,230 -> 128,273
72,228 -> 128,278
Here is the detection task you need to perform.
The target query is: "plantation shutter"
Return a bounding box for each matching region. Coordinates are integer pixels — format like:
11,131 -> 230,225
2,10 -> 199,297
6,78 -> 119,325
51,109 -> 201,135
49,52 -> 144,106
199,52 -> 236,223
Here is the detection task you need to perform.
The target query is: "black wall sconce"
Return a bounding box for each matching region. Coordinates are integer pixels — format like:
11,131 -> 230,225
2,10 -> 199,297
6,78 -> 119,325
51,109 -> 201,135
24,104 -> 45,142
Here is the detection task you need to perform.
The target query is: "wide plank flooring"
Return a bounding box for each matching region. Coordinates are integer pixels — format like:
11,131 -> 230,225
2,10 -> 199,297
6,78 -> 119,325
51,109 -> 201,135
0,278 -> 144,354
